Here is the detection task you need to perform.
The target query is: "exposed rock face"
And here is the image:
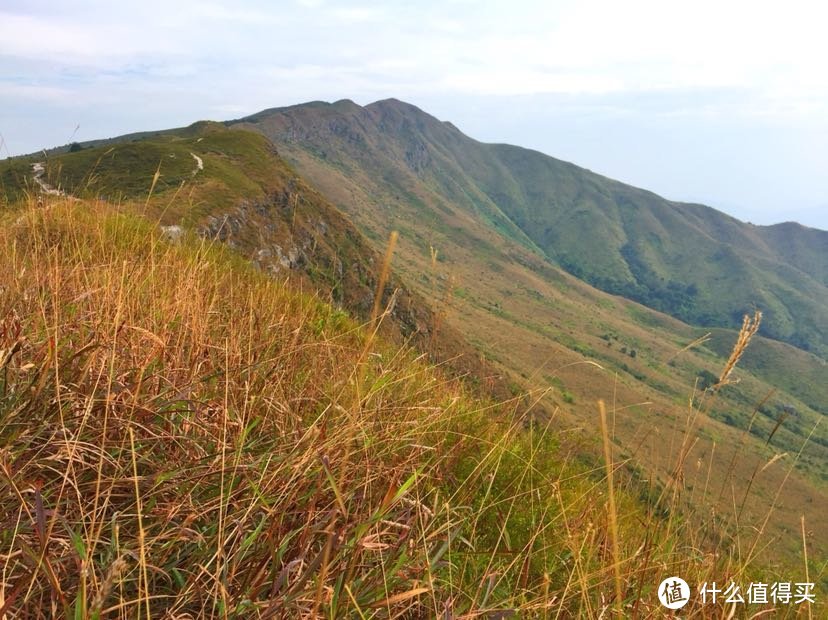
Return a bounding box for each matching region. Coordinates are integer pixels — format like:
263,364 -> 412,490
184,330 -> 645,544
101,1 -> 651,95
404,137 -> 430,174
192,186 -> 433,342
160,225 -> 184,242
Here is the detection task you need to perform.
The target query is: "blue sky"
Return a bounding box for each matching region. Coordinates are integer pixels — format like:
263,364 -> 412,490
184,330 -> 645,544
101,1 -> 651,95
2,0 -> 827,228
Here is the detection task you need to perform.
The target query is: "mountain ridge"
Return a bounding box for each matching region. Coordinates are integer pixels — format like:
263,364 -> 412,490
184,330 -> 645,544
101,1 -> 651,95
3,104 -> 826,568
0,122 -> 513,402
228,98 -> 828,357
221,100 -> 828,564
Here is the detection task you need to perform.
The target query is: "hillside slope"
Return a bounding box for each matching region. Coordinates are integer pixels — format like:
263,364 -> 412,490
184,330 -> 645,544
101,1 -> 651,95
0,123 -> 506,397
229,97 -> 827,462
230,98 -> 828,358
6,197 -> 808,616
3,107 -> 824,571
225,99 -> 827,565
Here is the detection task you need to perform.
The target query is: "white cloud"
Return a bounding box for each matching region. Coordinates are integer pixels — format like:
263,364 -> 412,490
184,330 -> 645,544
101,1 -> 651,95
330,6 -> 384,23
4,1 -> 827,103
439,68 -> 624,96
0,11 -> 179,65
0,82 -> 73,102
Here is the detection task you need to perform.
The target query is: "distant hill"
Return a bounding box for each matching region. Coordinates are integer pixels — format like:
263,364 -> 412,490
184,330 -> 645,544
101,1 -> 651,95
229,99 -> 828,358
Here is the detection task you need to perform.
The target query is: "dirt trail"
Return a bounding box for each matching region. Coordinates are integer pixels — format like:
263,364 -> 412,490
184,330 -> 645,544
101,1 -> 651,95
190,153 -> 203,176
31,162 -> 66,196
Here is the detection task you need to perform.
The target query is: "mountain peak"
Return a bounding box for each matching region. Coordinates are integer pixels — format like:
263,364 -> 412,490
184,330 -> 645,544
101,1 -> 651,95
366,98 -> 443,121
366,98 -> 419,112
331,98 -> 361,112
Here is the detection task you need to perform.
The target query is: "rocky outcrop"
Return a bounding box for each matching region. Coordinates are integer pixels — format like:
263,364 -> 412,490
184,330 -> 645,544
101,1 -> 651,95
192,185 -> 433,342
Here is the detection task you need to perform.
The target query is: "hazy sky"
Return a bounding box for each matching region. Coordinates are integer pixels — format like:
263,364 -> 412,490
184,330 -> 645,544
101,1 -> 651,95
2,0 -> 827,228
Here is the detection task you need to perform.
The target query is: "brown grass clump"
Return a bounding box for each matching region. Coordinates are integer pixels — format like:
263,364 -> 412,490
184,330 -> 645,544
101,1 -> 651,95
716,311 -> 762,390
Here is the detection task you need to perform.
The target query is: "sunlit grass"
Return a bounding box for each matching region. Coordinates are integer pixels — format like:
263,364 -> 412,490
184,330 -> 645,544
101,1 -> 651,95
0,197 -> 820,617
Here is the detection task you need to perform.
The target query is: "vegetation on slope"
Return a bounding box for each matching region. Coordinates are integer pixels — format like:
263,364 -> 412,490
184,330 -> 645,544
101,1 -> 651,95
1,198 -> 816,617
231,98 -> 828,358
0,124 -> 505,397
226,99 -> 827,552
702,328 -> 828,417
215,95 -> 828,580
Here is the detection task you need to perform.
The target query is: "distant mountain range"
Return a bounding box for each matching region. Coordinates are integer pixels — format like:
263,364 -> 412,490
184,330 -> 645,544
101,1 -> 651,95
228,98 -> 828,359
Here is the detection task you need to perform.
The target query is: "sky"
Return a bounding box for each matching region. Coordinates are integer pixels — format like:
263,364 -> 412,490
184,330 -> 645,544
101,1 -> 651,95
2,0 -> 827,229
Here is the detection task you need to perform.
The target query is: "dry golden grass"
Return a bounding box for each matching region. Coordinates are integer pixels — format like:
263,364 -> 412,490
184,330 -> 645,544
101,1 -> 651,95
0,197 -> 821,618
0,199 -> 472,617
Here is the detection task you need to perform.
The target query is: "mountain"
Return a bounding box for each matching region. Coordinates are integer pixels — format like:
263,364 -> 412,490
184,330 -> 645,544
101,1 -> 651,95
2,102 -> 825,570
222,98 -> 828,563
229,98 -> 828,358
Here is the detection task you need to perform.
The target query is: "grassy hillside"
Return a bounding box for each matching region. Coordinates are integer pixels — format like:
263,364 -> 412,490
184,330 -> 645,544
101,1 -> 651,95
228,98 -> 827,449
226,99 -> 827,566
702,328 -> 828,416
2,109 -> 824,614
0,124 -> 506,398
231,99 -> 828,359
4,197 -> 815,617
